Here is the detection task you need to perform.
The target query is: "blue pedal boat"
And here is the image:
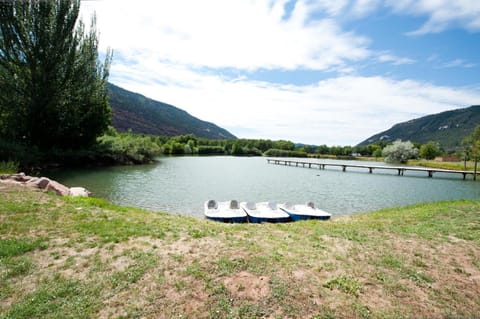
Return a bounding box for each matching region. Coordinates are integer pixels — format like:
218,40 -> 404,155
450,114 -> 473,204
278,202 -> 331,221
204,199 -> 248,223
240,201 -> 291,223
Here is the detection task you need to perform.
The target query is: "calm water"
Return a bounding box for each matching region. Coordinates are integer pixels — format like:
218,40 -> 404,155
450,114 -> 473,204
47,156 -> 480,218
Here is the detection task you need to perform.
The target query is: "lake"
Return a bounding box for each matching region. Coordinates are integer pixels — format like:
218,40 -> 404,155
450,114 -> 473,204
47,156 -> 480,218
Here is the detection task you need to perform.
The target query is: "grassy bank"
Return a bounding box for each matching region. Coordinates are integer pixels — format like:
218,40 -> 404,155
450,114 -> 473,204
0,188 -> 479,318
408,159 -> 476,171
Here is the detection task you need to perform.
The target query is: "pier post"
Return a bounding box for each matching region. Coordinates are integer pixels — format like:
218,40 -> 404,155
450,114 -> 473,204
342,165 -> 346,172
428,171 -> 433,178
369,167 -> 373,174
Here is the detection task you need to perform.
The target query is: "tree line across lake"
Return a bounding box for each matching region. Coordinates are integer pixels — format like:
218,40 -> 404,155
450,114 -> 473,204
0,126 -> 464,171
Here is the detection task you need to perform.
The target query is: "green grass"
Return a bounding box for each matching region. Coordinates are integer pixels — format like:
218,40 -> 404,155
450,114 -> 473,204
109,251 -> 158,291
0,238 -> 47,258
1,257 -> 33,279
4,275 -> 100,319
408,159 -> 477,171
214,257 -> 249,276
1,189 -> 479,318
0,161 -> 19,174
324,275 -> 363,296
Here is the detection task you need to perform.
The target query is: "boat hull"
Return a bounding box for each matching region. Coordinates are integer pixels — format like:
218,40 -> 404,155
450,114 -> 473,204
287,213 -> 331,221
205,215 -> 248,223
247,215 -> 291,223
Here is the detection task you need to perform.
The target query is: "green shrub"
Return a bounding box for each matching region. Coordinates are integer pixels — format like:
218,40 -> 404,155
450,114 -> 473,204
263,149 -> 308,157
382,140 -> 418,164
0,139 -> 41,166
96,133 -> 161,164
198,146 -> 226,155
241,147 -> 262,156
0,160 -> 19,174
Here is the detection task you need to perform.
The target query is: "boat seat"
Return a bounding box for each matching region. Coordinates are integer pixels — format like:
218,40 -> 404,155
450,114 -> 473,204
267,202 -> 277,209
230,200 -> 239,209
306,202 -> 315,209
283,202 -> 294,209
245,202 -> 256,210
207,200 -> 218,209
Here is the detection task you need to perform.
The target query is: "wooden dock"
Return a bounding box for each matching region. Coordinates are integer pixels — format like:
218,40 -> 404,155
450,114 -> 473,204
267,159 -> 479,180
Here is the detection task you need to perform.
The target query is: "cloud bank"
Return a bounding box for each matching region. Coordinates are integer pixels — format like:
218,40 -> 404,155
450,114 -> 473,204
111,62 -> 480,145
80,0 -> 480,145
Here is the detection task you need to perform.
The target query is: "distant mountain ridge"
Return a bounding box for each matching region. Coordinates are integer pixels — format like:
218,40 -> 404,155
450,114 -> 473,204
108,83 -> 236,140
358,105 -> 480,151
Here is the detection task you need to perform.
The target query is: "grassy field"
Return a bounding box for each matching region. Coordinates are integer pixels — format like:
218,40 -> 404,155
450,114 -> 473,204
0,186 -> 479,318
408,160 -> 477,171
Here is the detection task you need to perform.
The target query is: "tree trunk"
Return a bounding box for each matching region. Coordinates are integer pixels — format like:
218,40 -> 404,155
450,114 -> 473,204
475,156 -> 478,181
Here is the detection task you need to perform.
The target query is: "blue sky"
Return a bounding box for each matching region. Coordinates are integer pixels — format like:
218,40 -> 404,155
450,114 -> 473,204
80,0 -> 480,145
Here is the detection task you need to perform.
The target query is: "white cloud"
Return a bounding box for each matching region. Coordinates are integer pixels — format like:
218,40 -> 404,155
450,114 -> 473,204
443,59 -> 476,69
377,53 -> 416,65
295,0 -> 480,34
305,0 -> 381,19
385,0 -> 480,35
349,0 -> 382,18
308,0 -> 350,16
81,0 -> 370,71
109,59 -> 480,145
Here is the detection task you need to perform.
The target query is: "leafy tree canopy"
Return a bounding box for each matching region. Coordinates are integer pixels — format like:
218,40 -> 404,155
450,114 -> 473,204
0,0 -> 112,149
419,141 -> 440,160
382,140 -> 418,164
462,125 -> 480,178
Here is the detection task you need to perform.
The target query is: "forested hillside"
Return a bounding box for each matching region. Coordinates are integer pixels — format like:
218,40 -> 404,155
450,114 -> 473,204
108,83 -> 236,140
358,105 -> 480,151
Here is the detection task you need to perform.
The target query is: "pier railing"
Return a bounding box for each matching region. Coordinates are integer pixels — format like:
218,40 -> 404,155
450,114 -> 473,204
267,159 -> 479,180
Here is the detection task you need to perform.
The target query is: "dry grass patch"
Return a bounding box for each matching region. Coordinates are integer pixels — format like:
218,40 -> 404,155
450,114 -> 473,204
223,271 -> 270,301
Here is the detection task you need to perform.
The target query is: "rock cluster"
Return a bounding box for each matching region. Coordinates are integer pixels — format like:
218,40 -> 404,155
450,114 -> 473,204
0,173 -> 90,197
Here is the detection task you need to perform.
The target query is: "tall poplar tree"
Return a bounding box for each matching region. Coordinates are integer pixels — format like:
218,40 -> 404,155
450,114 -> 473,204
463,125 -> 480,180
0,0 -> 112,149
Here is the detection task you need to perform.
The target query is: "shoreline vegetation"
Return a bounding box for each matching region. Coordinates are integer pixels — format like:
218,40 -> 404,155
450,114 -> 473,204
1,131 -> 479,176
0,187 -> 479,318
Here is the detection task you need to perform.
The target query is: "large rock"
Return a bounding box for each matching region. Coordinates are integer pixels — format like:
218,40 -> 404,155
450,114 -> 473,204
1,173 -> 90,198
24,177 -> 40,186
12,173 -> 31,182
1,173 -> 31,182
33,177 -> 52,190
69,187 -> 90,197
46,180 -> 70,196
